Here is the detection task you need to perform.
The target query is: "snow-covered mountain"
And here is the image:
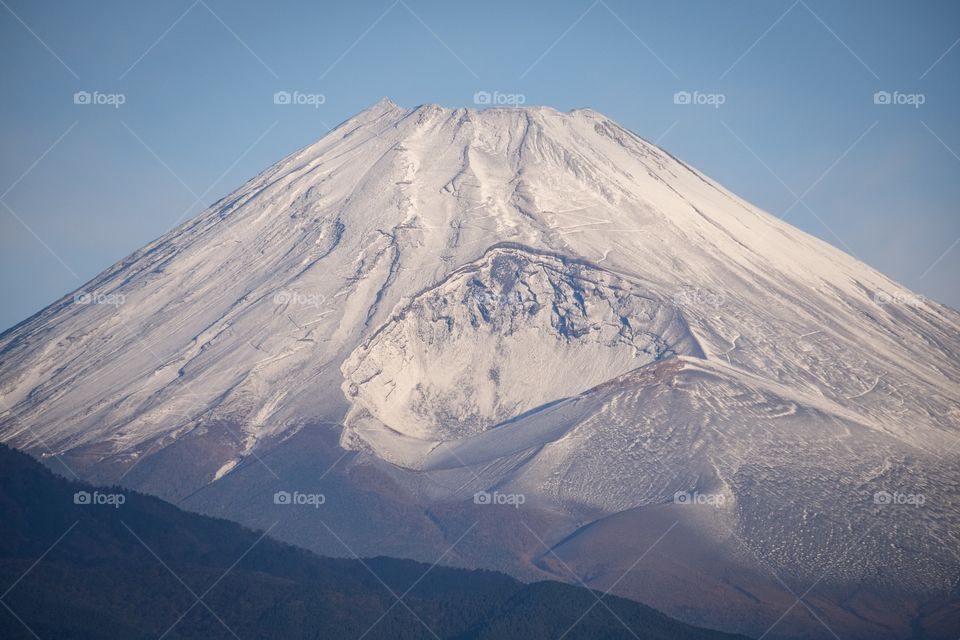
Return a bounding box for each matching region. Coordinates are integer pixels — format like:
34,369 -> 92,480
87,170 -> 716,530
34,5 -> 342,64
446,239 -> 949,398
2,99 -> 958,638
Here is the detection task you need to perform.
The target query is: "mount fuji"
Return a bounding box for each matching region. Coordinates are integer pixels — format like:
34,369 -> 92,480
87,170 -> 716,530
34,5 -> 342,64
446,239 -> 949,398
1,99 -> 958,639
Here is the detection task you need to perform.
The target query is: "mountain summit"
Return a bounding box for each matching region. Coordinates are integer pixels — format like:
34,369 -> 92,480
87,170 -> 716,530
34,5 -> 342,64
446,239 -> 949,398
1,100 -> 958,638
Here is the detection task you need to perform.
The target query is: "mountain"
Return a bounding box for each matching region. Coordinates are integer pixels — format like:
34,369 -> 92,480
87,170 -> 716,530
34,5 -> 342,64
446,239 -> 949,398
1,98 -> 958,638
0,443 -> 751,639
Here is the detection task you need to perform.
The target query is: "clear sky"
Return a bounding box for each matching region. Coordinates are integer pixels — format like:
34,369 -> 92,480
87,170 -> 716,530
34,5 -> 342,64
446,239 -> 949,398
1,0 -> 958,331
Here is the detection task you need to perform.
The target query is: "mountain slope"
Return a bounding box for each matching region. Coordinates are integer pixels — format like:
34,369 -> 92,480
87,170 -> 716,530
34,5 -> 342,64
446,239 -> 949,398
1,99 -> 958,638
2,99 -> 956,461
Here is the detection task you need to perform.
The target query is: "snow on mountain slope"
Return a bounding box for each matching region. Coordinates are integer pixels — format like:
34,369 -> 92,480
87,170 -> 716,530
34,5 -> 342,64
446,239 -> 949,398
1,98 -> 958,637
382,355 -> 959,591
1,98 -> 956,457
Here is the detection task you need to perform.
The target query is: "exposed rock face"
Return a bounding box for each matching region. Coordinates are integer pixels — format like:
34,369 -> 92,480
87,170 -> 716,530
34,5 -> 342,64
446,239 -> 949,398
342,246 -> 703,443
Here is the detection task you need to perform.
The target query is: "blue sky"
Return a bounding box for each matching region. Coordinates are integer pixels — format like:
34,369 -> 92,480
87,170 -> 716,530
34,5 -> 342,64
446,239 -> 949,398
1,0 -> 958,330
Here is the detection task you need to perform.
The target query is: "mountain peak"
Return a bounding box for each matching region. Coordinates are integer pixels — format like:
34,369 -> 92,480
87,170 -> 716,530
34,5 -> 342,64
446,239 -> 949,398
2,99 -> 952,458
370,96 -> 398,109
365,98 -> 598,119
